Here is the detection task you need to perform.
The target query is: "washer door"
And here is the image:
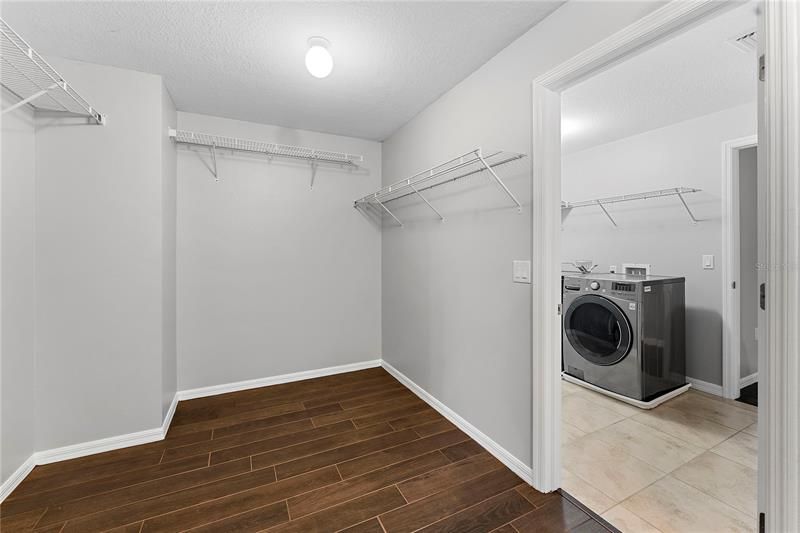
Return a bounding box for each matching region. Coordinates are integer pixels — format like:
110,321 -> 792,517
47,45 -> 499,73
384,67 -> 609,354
564,294 -> 633,366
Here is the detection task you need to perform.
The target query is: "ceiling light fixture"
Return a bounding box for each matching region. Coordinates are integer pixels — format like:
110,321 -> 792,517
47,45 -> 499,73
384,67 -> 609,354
305,37 -> 333,79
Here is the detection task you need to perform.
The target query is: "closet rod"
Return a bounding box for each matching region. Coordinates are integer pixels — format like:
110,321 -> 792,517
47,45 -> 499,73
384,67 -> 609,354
354,148 -> 525,225
561,187 -> 702,226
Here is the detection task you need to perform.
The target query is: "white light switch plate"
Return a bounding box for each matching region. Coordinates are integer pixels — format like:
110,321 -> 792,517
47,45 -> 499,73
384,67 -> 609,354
513,260 -> 531,283
703,254 -> 715,270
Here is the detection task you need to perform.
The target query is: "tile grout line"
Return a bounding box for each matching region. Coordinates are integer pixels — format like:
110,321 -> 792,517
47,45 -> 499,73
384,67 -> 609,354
283,452 -> 499,523
185,420 -> 358,465
92,465 -> 290,532
403,486 -> 526,533
668,467 -> 757,518
15,371 -> 550,532
121,449 -> 436,533
603,500 -> 664,533
38,461 -> 278,529
27,506 -> 49,530
9,404 -> 417,516
6,455 -> 225,521
332,434 -> 471,482
267,427 -> 423,479
228,420 -> 406,472
563,387 -> 759,521
399,454 -> 501,504
285,457 -> 461,520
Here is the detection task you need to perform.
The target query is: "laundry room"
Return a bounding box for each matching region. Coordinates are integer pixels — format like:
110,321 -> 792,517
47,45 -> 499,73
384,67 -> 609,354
558,2 -> 761,529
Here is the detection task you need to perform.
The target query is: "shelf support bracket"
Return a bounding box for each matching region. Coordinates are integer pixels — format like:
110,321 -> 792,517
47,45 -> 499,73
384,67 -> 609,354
375,197 -> 403,227
476,150 -> 522,212
676,191 -> 699,224
2,82 -> 58,115
596,200 -> 617,227
410,183 -> 445,221
210,144 -> 219,181
310,160 -> 318,190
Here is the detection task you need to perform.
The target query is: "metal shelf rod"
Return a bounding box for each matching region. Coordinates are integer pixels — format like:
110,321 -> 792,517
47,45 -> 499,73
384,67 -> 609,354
355,148 -> 523,205
170,129 -> 363,167
562,187 -> 700,209
354,147 -> 525,225
562,187 -> 702,226
170,128 -> 363,182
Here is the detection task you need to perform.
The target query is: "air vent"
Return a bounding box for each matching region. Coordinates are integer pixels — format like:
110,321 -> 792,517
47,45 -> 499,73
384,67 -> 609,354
728,30 -> 758,53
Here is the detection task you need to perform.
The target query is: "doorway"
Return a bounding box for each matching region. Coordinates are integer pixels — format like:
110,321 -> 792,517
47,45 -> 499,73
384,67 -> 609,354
556,4 -> 759,527
723,137 -> 759,403
531,0 -> 800,531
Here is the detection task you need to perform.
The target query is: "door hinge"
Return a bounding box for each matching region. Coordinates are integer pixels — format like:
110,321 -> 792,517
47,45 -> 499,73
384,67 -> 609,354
760,283 -> 766,310
759,54 -> 766,82
557,303 -> 562,316
732,281 -> 737,289
759,512 -> 765,533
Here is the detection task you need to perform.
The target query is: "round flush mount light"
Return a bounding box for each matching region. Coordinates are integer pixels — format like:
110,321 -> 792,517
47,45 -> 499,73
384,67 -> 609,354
305,37 -> 333,79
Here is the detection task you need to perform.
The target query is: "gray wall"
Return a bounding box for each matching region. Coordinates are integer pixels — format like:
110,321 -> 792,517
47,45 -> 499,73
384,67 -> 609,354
380,1 -> 661,467
162,83 -> 178,418
176,112 -> 382,390
34,58 -> 174,450
739,146 -> 758,379
1,90 -> 37,483
562,104 -> 756,386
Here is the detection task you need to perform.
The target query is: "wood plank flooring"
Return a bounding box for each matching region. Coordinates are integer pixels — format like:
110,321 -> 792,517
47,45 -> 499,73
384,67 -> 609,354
1,367 -> 614,532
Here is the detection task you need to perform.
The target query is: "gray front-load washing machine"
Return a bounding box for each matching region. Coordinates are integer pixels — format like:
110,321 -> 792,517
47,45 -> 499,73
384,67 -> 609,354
562,273 -> 686,401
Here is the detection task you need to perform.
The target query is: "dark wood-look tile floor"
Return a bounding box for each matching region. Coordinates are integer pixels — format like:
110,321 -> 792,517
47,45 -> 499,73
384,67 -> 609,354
1,368 -> 615,532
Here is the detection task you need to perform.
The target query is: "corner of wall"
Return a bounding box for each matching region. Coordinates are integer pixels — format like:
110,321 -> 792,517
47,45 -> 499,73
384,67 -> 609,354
161,79 -> 178,421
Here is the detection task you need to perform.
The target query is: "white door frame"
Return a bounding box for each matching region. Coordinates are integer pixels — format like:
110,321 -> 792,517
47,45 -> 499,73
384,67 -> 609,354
759,1 -> 799,530
530,0 -> 734,493
722,135 -> 758,400
531,2 -> 800,530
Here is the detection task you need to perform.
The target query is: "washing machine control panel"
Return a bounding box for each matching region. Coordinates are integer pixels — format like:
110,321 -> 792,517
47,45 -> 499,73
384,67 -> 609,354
589,281 -> 600,290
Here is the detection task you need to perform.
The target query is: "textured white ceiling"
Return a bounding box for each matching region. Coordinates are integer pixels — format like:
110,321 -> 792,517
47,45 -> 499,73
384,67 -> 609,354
562,2 -> 758,154
1,1 -> 562,141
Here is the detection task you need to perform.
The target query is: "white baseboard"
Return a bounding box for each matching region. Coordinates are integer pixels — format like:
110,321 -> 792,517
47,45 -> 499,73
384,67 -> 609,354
0,358 -> 382,503
740,372 -> 758,388
0,455 -> 36,502
686,377 -> 724,397
381,360 -> 533,485
162,393 -> 179,435
176,360 -> 382,401
34,426 -> 166,466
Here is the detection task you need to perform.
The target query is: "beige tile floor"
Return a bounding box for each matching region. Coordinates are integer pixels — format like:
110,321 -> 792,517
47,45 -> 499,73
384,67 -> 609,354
561,379 -> 758,533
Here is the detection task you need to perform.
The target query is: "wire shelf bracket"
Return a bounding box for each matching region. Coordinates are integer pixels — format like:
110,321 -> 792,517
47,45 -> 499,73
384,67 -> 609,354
169,128 -> 364,185
561,187 -> 702,226
354,147 -> 525,226
0,18 -> 105,124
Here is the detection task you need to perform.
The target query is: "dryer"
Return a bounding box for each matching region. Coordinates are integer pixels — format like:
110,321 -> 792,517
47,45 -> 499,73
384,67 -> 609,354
562,273 -> 686,401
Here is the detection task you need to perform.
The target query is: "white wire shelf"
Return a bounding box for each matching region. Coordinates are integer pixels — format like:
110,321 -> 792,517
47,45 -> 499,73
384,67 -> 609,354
0,18 -> 104,124
354,148 -> 526,226
169,128 -> 364,187
561,187 -> 702,226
